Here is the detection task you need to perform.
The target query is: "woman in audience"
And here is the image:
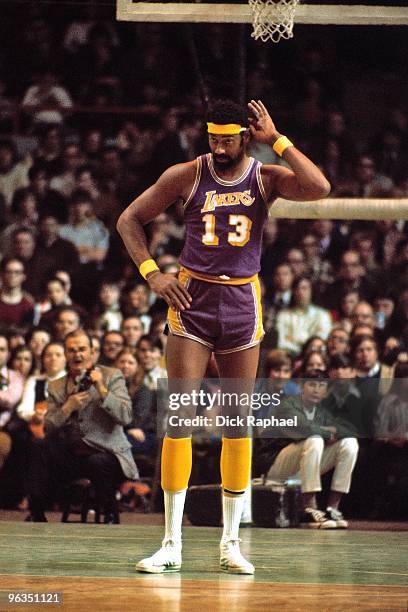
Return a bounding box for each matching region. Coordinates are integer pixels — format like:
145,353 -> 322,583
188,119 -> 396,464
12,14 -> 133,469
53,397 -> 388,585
9,346 -> 35,381
28,328 -> 51,375
115,348 -> 156,457
17,341 -> 66,437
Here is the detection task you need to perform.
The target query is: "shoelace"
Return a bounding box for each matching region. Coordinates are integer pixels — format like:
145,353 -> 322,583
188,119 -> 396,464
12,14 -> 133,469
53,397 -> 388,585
222,538 -> 242,547
328,508 -> 343,520
308,509 -> 327,522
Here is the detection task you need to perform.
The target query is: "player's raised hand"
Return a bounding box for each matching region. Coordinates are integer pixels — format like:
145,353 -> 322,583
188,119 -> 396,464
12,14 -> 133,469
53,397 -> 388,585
248,99 -> 280,145
147,271 -> 192,311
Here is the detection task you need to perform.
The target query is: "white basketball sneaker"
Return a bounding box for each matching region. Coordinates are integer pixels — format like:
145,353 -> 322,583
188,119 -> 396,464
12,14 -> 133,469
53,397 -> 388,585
136,539 -> 182,573
220,538 -> 255,574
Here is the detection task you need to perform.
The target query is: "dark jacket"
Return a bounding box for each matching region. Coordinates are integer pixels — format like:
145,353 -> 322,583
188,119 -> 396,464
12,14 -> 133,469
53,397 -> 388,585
253,394 -> 355,477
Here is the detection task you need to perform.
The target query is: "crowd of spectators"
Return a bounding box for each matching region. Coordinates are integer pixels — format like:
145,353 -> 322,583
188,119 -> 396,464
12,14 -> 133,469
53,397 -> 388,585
0,2 -> 407,518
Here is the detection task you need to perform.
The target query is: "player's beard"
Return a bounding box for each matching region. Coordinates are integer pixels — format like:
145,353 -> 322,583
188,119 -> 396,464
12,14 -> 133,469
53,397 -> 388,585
213,146 -> 245,171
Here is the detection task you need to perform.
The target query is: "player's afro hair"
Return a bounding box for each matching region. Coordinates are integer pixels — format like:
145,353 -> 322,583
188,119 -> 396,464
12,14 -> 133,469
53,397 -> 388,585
206,99 -> 247,127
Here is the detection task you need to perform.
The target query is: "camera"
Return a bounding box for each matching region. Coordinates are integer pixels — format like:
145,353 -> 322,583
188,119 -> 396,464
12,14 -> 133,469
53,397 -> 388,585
0,376 -> 9,391
77,369 -> 93,392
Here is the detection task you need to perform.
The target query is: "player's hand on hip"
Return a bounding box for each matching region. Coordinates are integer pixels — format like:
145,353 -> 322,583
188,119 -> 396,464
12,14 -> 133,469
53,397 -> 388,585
248,99 -> 280,146
147,272 -> 192,311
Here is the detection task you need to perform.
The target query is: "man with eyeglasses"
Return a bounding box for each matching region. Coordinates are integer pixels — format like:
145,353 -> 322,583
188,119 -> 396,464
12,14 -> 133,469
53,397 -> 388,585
326,327 -> 350,358
0,257 -> 34,331
99,331 -> 125,367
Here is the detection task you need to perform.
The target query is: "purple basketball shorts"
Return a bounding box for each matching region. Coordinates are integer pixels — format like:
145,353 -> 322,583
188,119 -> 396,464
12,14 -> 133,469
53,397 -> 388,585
167,268 -> 264,353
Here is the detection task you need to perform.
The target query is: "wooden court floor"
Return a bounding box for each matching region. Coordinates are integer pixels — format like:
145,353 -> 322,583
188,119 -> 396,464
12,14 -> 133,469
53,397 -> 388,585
0,521 -> 407,611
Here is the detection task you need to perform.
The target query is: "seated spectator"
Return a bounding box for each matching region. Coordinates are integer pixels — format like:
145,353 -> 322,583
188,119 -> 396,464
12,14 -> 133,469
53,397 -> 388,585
351,301 -> 376,331
121,316 -> 144,349
24,162 -> 68,223
115,348 -> 156,457
0,139 -> 29,211
21,69 -> 73,126
266,371 -> 358,529
36,216 -> 80,274
0,333 -> 24,432
301,349 -> 329,377
336,289 -> 361,334
25,329 -> 138,522
365,361 -> 408,518
17,341 -> 67,438
0,257 -> 34,333
59,189 -> 109,265
350,324 -> 375,340
10,228 -> 57,299
8,331 -> 26,352
351,334 -> 391,431
90,334 -> 101,365
28,328 -> 51,374
326,326 -> 350,357
0,189 -> 39,257
36,276 -> 83,329
149,314 -> 168,364
136,335 -> 167,390
99,331 -> 125,367
276,276 -> 332,355
263,349 -> 298,397
299,231 -> 333,289
375,360 -> 408,443
324,354 -> 366,437
263,262 -> 294,335
373,293 -> 395,332
350,231 -> 382,285
336,154 -> 393,197
92,279 -> 123,333
286,248 -> 308,280
293,336 -> 327,375
50,143 -> 83,198
384,285 -> 408,345
120,282 -> 152,333
9,345 -> 35,382
311,219 -> 349,267
351,334 -> 388,382
53,306 -> 82,341
322,250 -> 377,312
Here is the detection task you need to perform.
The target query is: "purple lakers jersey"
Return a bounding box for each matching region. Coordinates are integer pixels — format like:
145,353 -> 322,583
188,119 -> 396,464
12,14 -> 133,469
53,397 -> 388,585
179,154 -> 268,278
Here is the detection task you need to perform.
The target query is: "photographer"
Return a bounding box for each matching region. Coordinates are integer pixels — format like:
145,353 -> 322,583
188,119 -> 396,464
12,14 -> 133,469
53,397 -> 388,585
26,329 -> 138,523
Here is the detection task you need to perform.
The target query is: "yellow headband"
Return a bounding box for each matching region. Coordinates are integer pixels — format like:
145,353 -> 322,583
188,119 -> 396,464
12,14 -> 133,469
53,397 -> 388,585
207,122 -> 246,135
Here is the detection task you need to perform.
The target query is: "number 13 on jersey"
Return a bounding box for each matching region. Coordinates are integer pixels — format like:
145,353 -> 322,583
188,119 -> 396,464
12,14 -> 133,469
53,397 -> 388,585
202,214 -> 253,247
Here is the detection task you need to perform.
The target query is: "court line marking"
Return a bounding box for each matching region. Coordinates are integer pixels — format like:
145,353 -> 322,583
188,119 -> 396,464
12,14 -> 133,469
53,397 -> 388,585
1,532 -> 407,547
0,573 -> 407,591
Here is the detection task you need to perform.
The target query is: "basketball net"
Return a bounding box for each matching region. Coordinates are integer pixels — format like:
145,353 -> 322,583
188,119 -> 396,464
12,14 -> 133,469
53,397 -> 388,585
249,0 -> 300,43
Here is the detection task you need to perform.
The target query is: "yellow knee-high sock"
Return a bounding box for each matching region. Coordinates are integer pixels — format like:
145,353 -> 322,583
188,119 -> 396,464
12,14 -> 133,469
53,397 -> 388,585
161,437 -> 192,492
221,437 -> 251,495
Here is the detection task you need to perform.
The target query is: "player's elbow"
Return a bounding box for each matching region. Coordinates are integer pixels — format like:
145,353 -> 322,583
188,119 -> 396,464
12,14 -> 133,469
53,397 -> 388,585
303,178 -> 331,201
116,209 -> 129,236
316,177 -> 331,199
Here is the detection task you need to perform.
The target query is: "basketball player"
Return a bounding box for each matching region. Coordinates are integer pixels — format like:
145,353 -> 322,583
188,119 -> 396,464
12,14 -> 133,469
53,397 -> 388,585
117,99 -> 330,574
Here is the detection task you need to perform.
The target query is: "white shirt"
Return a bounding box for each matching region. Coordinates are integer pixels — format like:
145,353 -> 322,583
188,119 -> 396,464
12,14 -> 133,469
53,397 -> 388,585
276,304 -> 332,354
17,371 -> 66,421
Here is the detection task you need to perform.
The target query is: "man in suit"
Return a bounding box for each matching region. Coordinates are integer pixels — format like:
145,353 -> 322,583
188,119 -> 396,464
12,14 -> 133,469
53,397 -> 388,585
26,329 -> 138,522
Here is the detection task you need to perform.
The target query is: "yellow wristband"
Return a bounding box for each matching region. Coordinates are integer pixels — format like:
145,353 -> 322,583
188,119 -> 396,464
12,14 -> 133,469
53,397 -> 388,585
139,259 -> 159,280
273,135 -> 294,157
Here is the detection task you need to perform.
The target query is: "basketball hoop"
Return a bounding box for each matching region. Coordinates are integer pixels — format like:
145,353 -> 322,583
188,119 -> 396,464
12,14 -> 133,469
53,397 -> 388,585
249,0 -> 300,43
